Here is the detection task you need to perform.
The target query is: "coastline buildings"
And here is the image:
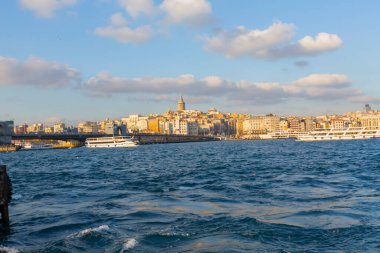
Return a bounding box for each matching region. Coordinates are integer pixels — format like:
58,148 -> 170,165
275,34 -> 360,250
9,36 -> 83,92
9,99 -> 380,139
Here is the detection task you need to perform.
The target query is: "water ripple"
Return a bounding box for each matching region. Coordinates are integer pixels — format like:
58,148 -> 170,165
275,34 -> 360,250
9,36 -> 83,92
1,140 -> 380,252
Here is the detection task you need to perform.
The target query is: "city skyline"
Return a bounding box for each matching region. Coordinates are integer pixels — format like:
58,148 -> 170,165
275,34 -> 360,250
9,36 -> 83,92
1,0 -> 380,123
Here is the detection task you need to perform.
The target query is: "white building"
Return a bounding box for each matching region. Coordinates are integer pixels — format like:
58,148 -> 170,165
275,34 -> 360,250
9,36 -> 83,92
243,115 -> 280,134
53,123 -> 66,133
78,122 -> 99,134
362,114 -> 380,129
173,119 -> 190,135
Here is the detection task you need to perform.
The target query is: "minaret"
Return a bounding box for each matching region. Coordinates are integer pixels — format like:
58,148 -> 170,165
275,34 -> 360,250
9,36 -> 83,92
177,96 -> 185,111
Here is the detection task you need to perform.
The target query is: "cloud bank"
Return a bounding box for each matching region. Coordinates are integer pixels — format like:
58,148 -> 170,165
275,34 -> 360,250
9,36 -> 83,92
2,55 -> 375,105
0,56 -> 80,87
204,22 -> 343,59
19,0 -> 77,18
95,13 -> 153,44
82,72 -> 375,104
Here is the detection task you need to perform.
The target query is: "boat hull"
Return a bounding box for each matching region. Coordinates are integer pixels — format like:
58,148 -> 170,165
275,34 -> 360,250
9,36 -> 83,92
86,142 -> 137,148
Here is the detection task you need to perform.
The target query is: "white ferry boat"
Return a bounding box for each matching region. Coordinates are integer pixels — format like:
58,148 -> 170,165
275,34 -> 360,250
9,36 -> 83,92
85,136 -> 137,148
259,131 -> 291,140
259,131 -> 308,140
297,127 -> 380,141
22,142 -> 54,150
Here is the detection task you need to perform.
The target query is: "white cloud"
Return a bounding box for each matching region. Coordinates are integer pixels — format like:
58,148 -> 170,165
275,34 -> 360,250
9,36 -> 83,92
83,72 -> 373,104
19,0 -> 77,18
285,74 -> 360,100
291,74 -> 351,88
0,56 -> 81,87
160,0 -> 212,26
204,22 -> 295,58
95,13 -> 153,43
204,22 -> 343,59
110,12 -> 128,26
84,72 -> 235,97
118,0 -> 156,18
298,33 -> 342,54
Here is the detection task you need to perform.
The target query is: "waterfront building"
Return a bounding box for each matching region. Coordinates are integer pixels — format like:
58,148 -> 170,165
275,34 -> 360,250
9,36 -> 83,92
288,117 -> 302,132
104,122 -> 127,135
78,121 -> 99,134
136,118 -> 149,132
331,118 -> 349,129
188,121 -> 199,136
161,121 -> 173,134
177,96 -> 186,111
14,123 -> 28,134
243,115 -> 280,135
303,118 -> 316,132
211,119 -> 229,136
226,119 -> 237,137
173,119 -> 190,135
26,123 -> 44,133
279,119 -> 289,131
362,114 -> 380,129
121,115 -> 149,133
0,121 -> 14,145
198,124 -> 211,136
53,123 -> 66,133
235,119 -> 245,137
148,118 -> 161,133
44,127 -> 54,134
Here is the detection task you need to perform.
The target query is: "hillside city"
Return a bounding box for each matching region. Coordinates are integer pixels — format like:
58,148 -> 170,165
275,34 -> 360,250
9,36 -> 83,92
9,97 -> 380,139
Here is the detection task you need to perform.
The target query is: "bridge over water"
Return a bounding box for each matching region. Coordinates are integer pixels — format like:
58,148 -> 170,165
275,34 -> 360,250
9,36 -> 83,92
12,133 -> 220,144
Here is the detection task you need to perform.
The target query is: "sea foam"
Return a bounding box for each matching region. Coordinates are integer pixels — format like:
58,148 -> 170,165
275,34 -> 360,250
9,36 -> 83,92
76,225 -> 110,237
120,238 -> 138,252
12,194 -> 22,200
0,246 -> 20,253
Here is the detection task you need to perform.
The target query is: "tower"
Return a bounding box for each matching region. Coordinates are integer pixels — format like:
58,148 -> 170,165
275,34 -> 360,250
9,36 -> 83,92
177,96 -> 185,111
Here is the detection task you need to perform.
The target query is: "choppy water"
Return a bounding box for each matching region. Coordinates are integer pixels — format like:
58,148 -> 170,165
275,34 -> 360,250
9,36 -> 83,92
1,140 -> 380,252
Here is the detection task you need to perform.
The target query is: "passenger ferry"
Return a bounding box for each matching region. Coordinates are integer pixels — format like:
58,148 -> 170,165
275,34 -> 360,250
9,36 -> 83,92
85,136 -> 137,148
297,127 -> 380,141
259,131 -> 291,140
259,131 -> 308,140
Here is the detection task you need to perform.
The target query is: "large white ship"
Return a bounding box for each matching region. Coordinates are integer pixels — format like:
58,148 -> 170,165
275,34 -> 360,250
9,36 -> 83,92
297,127 -> 380,141
85,136 -> 137,148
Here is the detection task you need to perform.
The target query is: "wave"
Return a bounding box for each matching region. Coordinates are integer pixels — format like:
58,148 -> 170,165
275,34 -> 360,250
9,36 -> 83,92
75,225 -> 110,237
120,238 -> 138,252
0,246 -> 19,253
12,194 -> 22,200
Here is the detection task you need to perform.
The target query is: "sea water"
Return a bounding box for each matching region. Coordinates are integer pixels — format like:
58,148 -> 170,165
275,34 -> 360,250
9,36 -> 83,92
0,140 -> 380,252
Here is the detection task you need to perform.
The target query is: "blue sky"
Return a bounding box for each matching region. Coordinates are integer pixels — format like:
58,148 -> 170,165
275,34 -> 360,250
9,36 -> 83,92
1,0 -> 380,124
